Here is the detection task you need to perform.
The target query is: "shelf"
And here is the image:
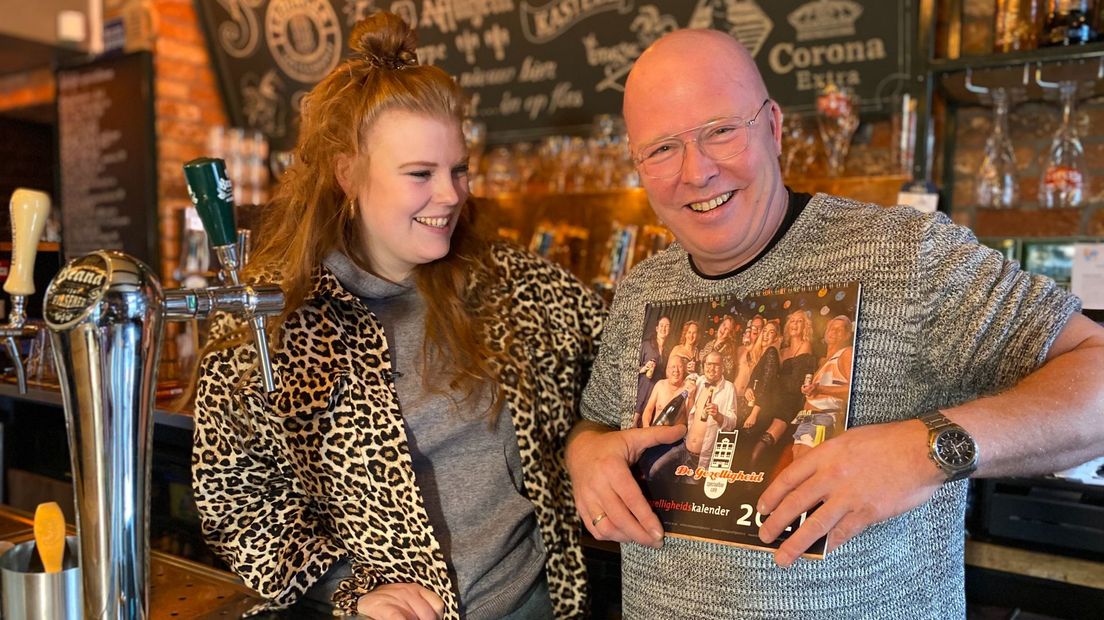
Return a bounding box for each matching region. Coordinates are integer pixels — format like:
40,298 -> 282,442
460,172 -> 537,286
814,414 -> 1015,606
0,242 -> 60,252
930,41 -> 1104,74
0,381 -> 195,430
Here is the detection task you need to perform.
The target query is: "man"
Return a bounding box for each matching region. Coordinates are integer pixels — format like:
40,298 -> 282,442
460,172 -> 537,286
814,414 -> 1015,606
687,351 -> 738,466
640,353 -> 693,428
565,28 -> 1104,619
646,351 -> 738,481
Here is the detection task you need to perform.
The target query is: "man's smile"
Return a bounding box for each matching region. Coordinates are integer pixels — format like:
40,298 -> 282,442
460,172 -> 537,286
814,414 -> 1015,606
688,191 -> 734,212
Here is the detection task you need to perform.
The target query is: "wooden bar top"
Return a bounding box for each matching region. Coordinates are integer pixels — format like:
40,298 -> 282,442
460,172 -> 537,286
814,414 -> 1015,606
0,506 -> 331,619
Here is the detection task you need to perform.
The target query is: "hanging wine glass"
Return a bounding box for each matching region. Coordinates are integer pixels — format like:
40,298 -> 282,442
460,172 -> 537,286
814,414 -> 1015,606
1039,80 -> 1085,209
976,87 -> 1019,209
816,84 -> 860,177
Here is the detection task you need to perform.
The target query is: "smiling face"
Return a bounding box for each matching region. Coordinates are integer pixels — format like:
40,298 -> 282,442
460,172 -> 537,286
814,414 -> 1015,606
346,109 -> 469,282
825,316 -> 853,348
656,316 -> 671,339
683,321 -> 700,347
716,316 -> 734,342
666,354 -> 688,384
746,316 -> 764,344
762,321 -> 779,344
703,351 -> 723,384
624,30 -> 787,275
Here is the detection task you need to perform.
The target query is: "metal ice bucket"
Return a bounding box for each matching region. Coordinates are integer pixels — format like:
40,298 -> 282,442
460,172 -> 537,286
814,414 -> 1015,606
0,536 -> 82,619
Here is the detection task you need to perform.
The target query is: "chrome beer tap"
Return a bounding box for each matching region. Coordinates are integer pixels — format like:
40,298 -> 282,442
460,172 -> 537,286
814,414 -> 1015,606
0,189 -> 50,394
40,160 -> 284,619
172,157 -> 282,393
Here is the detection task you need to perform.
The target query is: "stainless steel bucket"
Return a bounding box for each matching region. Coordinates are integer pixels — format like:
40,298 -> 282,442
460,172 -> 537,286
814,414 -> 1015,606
0,535 -> 81,619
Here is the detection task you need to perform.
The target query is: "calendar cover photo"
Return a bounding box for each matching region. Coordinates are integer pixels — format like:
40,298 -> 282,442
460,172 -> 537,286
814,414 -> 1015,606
632,283 -> 862,558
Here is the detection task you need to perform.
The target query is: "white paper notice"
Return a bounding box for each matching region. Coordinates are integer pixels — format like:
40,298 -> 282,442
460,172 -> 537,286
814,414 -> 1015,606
1071,243 -> 1104,309
896,190 -> 939,214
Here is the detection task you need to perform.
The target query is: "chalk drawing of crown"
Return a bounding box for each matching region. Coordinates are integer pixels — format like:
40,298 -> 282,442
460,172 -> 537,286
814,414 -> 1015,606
787,0 -> 863,42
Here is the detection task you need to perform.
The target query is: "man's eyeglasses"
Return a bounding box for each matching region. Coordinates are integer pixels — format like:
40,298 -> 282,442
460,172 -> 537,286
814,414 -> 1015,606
633,99 -> 771,179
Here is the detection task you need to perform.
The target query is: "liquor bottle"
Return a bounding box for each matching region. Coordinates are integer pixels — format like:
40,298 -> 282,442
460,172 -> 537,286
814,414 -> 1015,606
746,379 -> 759,408
700,386 -> 716,422
1042,0 -> 1096,46
654,389 -> 689,426
995,0 -> 1044,52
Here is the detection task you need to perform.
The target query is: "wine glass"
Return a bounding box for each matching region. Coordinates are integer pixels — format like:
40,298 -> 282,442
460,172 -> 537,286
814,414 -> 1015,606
816,84 -> 860,177
462,118 -> 487,186
976,88 -> 1019,209
1038,81 -> 1086,209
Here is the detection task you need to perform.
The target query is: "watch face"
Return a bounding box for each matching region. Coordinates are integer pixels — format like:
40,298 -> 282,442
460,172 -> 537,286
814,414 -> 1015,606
935,429 -> 977,467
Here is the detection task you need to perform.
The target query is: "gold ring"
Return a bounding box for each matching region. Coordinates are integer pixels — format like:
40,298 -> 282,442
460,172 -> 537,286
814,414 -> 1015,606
591,512 -> 607,527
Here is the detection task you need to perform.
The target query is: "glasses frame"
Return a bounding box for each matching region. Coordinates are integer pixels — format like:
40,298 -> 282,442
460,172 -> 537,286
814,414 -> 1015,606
632,99 -> 772,179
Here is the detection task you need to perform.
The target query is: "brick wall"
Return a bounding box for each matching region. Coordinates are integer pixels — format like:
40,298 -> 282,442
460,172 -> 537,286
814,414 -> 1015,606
0,1 -> 226,283
152,0 -> 227,284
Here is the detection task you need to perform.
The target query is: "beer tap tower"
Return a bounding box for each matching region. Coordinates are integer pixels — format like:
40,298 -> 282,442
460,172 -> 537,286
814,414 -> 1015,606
43,158 -> 283,619
0,189 -> 51,394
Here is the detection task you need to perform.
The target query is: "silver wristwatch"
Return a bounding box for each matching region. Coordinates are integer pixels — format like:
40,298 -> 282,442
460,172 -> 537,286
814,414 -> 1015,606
919,411 -> 979,483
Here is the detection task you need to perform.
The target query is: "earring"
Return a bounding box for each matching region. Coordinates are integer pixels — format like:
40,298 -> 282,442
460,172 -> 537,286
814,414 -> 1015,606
348,196 -> 358,216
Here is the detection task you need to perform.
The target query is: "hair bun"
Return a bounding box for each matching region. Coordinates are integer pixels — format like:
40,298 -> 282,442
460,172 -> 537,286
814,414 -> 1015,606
348,11 -> 420,70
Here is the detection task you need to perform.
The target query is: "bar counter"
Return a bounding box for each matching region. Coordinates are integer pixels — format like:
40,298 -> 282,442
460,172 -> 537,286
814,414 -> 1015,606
0,505 -> 333,619
1,379 -> 1101,618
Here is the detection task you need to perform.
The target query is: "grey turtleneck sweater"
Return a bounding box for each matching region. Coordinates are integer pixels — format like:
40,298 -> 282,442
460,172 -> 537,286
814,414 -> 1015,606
312,252 -> 547,619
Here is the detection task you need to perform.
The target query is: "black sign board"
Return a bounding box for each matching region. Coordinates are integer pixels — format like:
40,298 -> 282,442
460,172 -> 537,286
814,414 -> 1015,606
56,52 -> 160,267
195,0 -> 913,147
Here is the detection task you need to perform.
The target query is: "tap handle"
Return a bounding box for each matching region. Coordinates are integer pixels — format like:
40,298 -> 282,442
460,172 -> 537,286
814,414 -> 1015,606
4,189 -> 51,298
237,229 -> 252,267
183,157 -> 237,248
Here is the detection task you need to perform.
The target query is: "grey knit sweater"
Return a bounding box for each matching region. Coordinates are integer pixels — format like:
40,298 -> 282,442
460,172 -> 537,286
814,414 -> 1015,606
581,193 -> 1079,619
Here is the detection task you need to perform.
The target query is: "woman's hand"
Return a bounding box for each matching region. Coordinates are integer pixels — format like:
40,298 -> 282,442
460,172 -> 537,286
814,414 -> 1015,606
742,408 -> 759,430
357,583 -> 445,620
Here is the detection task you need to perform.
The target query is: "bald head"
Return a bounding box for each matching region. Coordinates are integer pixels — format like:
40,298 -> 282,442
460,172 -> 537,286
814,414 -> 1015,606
624,29 -> 769,137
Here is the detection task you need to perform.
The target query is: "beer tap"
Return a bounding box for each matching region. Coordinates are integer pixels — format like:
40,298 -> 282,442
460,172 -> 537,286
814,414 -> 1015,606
0,189 -> 50,394
39,159 -> 284,619
172,157 -> 282,393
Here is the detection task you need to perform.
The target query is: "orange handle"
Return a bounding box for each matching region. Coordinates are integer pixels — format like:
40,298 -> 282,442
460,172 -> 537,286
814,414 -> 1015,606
33,501 -> 66,573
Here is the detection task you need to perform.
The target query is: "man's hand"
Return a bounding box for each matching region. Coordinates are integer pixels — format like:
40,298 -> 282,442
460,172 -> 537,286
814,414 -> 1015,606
566,420 -> 685,547
756,419 -> 943,567
356,583 -> 445,620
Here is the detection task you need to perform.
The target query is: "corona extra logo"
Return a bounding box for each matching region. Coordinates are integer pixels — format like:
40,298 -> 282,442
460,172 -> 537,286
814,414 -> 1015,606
787,0 -> 862,42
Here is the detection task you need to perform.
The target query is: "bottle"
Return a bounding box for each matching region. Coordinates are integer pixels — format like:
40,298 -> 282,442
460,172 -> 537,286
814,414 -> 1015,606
746,379 -> 759,408
995,0 -> 1044,52
1042,0 -> 1096,46
700,386 -> 716,422
803,374 -> 814,389
654,389 -> 689,426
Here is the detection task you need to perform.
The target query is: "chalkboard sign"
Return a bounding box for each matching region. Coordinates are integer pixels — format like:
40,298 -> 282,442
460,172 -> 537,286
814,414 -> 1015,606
56,52 -> 160,267
195,0 -> 914,147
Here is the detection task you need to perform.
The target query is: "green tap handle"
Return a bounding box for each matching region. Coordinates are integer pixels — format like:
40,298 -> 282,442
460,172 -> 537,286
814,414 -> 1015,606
183,157 -> 237,247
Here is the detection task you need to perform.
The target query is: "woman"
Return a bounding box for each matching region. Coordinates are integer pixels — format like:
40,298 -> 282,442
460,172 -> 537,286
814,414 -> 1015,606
191,13 -> 602,620
792,315 -> 854,460
635,315 -> 672,421
774,309 -> 817,435
699,314 -> 739,382
742,320 -> 782,465
676,319 -> 701,374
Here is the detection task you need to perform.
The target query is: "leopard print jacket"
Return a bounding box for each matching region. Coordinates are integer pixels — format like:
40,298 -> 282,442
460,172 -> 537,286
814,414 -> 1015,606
192,243 -> 605,618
